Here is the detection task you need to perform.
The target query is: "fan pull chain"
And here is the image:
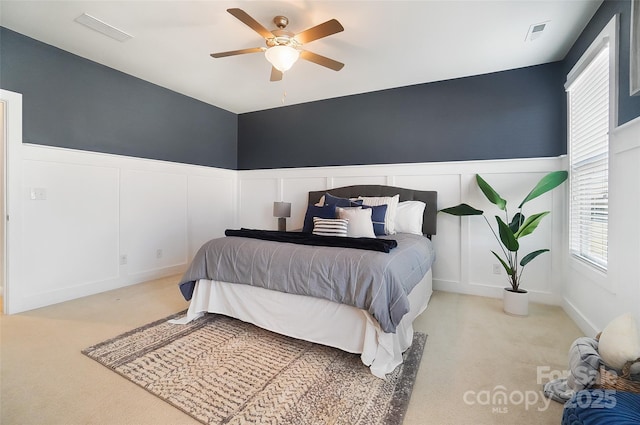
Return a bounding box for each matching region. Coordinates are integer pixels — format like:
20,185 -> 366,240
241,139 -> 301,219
281,90 -> 287,105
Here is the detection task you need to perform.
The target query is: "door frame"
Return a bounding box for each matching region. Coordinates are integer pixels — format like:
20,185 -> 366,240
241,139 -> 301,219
1,89 -> 23,314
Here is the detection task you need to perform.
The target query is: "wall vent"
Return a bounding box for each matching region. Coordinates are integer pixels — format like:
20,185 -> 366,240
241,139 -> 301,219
74,13 -> 132,42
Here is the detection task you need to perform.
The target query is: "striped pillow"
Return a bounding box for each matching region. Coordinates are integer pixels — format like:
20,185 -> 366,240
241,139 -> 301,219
312,217 -> 349,237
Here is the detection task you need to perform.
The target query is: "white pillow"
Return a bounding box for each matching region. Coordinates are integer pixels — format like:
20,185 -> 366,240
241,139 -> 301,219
598,313 -> 640,374
312,217 -> 348,237
337,207 -> 375,238
395,201 -> 426,235
357,194 -> 400,235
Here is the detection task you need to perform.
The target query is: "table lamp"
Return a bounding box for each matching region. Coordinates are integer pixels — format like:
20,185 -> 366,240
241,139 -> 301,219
273,201 -> 291,231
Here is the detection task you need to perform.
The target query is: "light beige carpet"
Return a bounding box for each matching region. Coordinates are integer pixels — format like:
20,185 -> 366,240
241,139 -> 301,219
0,276 -> 584,424
82,310 -> 426,425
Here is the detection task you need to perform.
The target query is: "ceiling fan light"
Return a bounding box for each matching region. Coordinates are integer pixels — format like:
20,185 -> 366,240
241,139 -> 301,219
265,45 -> 300,72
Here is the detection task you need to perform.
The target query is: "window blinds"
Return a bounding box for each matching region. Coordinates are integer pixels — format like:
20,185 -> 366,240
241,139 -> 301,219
567,45 -> 609,270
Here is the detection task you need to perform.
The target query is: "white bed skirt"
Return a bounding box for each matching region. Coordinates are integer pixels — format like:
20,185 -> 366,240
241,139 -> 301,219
172,269 -> 432,378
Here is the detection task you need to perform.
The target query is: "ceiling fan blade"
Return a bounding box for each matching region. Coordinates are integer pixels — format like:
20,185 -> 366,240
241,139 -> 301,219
270,67 -> 283,82
227,8 -> 273,39
294,19 -> 344,44
300,50 -> 344,71
210,47 -> 265,58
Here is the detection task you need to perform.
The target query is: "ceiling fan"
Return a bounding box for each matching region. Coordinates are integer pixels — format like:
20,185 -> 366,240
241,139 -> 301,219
210,8 -> 344,81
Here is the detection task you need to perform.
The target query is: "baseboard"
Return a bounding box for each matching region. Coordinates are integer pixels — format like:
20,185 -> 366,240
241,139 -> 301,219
433,279 -> 562,305
561,297 -> 599,337
7,264 -> 186,314
434,279 -> 502,298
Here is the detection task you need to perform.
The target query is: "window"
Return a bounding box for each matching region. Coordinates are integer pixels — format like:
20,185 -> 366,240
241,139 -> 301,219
565,16 -> 617,272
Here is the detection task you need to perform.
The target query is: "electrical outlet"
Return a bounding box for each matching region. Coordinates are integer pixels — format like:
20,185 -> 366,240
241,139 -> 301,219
156,249 -> 163,259
119,254 -> 128,265
492,264 -> 502,275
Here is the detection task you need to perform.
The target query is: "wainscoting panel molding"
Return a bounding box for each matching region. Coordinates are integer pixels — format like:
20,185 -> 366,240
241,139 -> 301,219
21,159 -> 120,299
238,157 -> 566,305
119,169 -> 188,277
11,144 -> 236,313
10,142 -> 574,313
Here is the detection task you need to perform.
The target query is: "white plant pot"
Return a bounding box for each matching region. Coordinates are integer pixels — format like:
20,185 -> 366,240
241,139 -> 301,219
503,288 -> 529,316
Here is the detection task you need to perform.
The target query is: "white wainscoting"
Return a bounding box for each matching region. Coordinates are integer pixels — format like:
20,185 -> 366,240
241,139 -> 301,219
238,157 -> 567,305
8,143 -> 571,314
9,144 -> 236,313
562,116 -> 640,336
8,146 -> 575,313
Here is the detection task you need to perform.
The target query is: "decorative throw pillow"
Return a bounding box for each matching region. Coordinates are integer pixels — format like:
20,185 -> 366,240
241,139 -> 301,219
303,204 -> 336,233
312,217 -> 348,237
337,207 -> 375,238
395,201 -> 426,235
598,313 -> 640,374
358,195 -> 400,235
361,204 -> 388,236
324,193 -> 363,208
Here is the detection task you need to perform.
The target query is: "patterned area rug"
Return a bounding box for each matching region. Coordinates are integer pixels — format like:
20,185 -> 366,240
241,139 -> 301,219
82,311 -> 426,425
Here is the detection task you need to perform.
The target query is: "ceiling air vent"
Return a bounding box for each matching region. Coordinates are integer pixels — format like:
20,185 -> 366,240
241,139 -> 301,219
525,21 -> 549,42
74,13 -> 132,42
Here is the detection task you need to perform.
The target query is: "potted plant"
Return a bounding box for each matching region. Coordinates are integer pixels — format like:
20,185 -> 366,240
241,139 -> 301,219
440,171 -> 568,316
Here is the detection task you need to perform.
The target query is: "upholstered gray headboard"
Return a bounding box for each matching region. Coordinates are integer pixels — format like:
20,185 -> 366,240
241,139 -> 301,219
308,185 -> 437,237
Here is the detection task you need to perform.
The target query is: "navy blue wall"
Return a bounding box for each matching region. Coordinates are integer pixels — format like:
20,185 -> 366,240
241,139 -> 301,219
237,63 -> 565,170
0,27 -> 237,169
4,1 -> 637,172
563,0 -> 640,127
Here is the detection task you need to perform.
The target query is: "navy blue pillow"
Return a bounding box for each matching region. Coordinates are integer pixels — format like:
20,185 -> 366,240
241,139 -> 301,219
324,193 -> 363,208
362,204 -> 388,236
303,204 -> 337,233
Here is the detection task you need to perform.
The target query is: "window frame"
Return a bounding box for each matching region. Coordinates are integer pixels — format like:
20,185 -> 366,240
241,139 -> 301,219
565,15 -> 618,280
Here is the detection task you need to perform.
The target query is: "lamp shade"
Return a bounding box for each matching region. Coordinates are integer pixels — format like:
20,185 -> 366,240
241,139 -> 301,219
273,201 -> 291,218
265,45 -> 300,72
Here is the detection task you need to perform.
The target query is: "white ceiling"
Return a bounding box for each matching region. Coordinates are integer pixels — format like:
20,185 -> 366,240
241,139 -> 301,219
0,0 -> 602,114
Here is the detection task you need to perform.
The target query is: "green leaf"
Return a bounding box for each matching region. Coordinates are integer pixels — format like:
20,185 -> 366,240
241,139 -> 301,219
520,249 -> 549,267
509,213 -> 524,233
439,203 -> 484,216
514,211 -> 550,239
477,175 -> 506,210
518,171 -> 568,208
496,216 -> 519,251
492,251 -> 513,274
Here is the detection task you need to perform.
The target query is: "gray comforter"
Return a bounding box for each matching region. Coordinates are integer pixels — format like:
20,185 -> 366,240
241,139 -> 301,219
178,233 -> 435,333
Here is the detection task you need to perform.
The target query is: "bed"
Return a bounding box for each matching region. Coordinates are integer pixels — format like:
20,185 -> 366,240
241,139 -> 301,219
174,185 -> 437,378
